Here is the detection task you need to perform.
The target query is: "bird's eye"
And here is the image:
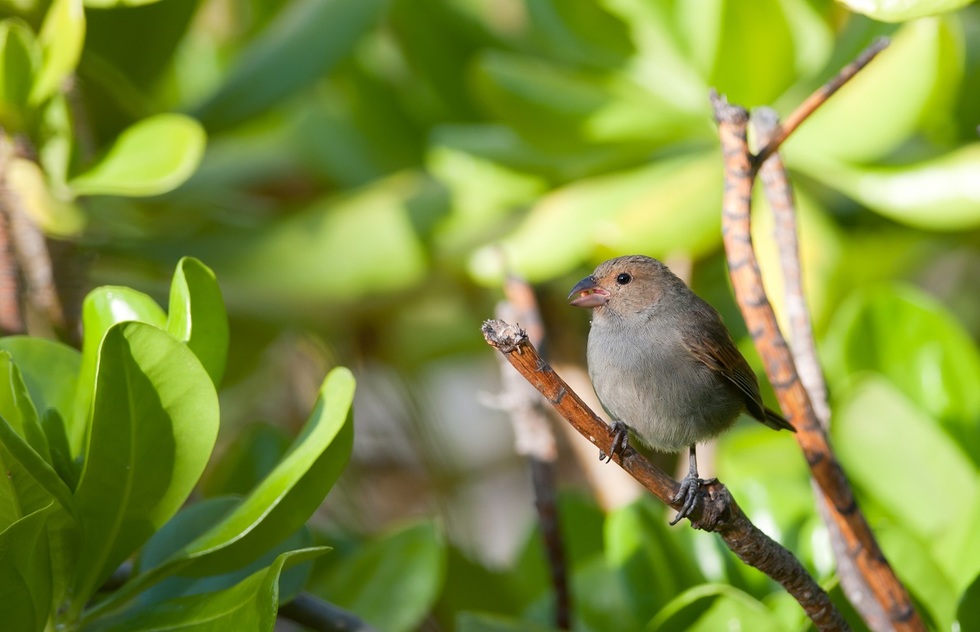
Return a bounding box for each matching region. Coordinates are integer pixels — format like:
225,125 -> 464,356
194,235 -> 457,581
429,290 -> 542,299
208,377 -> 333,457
616,273 -> 632,285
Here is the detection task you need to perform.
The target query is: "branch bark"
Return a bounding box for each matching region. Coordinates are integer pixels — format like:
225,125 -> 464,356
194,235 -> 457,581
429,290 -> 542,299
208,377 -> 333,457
712,83 -> 923,630
482,320 -> 848,631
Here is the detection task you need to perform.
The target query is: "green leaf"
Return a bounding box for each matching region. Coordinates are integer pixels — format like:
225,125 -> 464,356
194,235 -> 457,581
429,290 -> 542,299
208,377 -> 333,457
0,408 -> 76,520
823,284 -> 980,459
0,19 -> 39,128
192,0 -> 385,131
68,113 -> 206,197
310,522 -> 445,632
133,496 -> 316,608
647,584 -> 782,632
6,157 -> 86,237
831,376 -> 979,570
41,409 -> 78,491
87,547 -> 329,632
956,571 -> 980,632
199,422 -> 292,498
805,144 -> 980,231
0,505 -> 54,632
84,0 -> 169,11
470,152 -> 722,283
787,17 -> 962,164
166,257 -> 229,386
71,286 -> 167,455
30,0 -> 84,105
0,351 -> 50,462
839,0 -> 975,22
69,322 -> 219,616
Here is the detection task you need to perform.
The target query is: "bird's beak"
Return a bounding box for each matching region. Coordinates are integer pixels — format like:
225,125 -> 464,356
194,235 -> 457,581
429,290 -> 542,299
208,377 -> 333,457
568,275 -> 609,308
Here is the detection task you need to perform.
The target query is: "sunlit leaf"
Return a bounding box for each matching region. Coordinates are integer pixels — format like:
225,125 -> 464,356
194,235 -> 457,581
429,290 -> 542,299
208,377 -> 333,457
167,257 -> 228,386
6,157 -> 85,236
0,505 -> 53,632
29,0 -> 84,104
68,113 -> 206,197
71,286 -> 167,455
839,0 -> 975,22
806,144 -> 980,231
470,152 -> 722,283
84,0 -> 167,10
69,322 -> 219,616
787,17 -> 962,164
0,351 -> 50,462
831,377 -> 978,550
0,406 -> 75,519
648,584 -> 781,632
823,284 -> 980,457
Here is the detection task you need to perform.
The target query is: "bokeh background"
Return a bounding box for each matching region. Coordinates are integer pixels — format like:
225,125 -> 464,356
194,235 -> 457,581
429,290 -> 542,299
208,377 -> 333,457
4,0 -> 980,629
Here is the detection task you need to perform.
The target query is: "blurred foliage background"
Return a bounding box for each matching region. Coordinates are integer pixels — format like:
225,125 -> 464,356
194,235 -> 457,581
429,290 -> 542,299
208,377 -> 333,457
3,0 -> 980,629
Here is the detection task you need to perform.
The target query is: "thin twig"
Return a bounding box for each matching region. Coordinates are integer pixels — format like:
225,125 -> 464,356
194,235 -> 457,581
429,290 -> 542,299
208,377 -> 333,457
752,37 -> 889,169
279,593 -> 380,632
491,273 -> 571,630
482,320 -> 848,631
753,109 -> 890,632
712,93 -> 922,631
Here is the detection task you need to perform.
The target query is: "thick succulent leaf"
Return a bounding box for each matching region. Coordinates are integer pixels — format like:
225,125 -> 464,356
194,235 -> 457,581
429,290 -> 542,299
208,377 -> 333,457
0,351 -> 50,462
68,113 -> 206,197
29,0 -> 84,105
166,257 -> 229,386
0,505 -> 54,632
69,322 -> 219,614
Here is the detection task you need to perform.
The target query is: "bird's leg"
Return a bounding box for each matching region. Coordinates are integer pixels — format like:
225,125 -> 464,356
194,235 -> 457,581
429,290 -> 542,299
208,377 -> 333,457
599,421 -> 630,463
669,445 -> 716,525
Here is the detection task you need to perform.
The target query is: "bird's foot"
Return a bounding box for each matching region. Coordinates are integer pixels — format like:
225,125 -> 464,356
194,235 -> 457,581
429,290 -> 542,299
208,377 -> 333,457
599,421 -> 629,463
669,474 -> 717,526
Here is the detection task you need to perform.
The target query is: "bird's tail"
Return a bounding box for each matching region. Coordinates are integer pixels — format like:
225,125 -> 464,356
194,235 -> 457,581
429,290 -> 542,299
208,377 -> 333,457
763,406 -> 795,432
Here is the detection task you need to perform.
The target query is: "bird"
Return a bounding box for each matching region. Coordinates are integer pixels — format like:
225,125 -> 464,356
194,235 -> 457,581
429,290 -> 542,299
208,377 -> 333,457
568,254 -> 794,524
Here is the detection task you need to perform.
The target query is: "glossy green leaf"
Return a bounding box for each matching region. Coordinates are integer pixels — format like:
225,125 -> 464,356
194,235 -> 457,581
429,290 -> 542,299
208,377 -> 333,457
0,351 -> 50,462
87,547 -> 329,632
823,284 -> 980,458
192,0 -> 385,130
648,584 -> 781,632
41,409 -> 78,491
84,0 -> 167,9
134,496 -> 316,607
470,152 -> 722,283
0,505 -> 53,632
956,571 -> 980,632
167,257 -> 228,386
806,144 -> 980,231
30,0 -> 84,105
69,322 -> 220,616
199,422 -> 292,498
831,376 -> 979,552
6,157 -> 85,237
72,286 -> 167,455
840,0 -> 975,22
679,0 -> 797,106
68,113 -> 206,197
0,408 -> 76,519
787,17 -> 962,164
0,19 -> 39,127
312,521 -> 445,632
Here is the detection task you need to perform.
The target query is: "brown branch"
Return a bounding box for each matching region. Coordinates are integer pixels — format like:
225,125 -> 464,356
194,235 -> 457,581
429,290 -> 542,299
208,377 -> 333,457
712,93 -> 922,631
482,320 -> 848,631
753,109 -> 891,632
490,272 -> 571,630
752,37 -> 889,169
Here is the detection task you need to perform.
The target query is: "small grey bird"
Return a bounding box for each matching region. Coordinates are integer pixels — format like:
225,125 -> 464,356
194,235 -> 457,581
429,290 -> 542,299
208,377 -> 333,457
568,255 -> 793,523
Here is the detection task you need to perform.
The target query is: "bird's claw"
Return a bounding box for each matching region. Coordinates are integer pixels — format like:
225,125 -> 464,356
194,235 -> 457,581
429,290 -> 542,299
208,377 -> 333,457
599,422 -> 629,463
669,474 -> 716,525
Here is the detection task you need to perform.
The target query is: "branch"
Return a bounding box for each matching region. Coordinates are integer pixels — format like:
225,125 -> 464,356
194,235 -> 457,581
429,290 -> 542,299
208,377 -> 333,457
752,109 -> 891,632
752,37 -> 889,169
482,320 -> 848,631
279,593 -> 380,632
712,89 -> 923,631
